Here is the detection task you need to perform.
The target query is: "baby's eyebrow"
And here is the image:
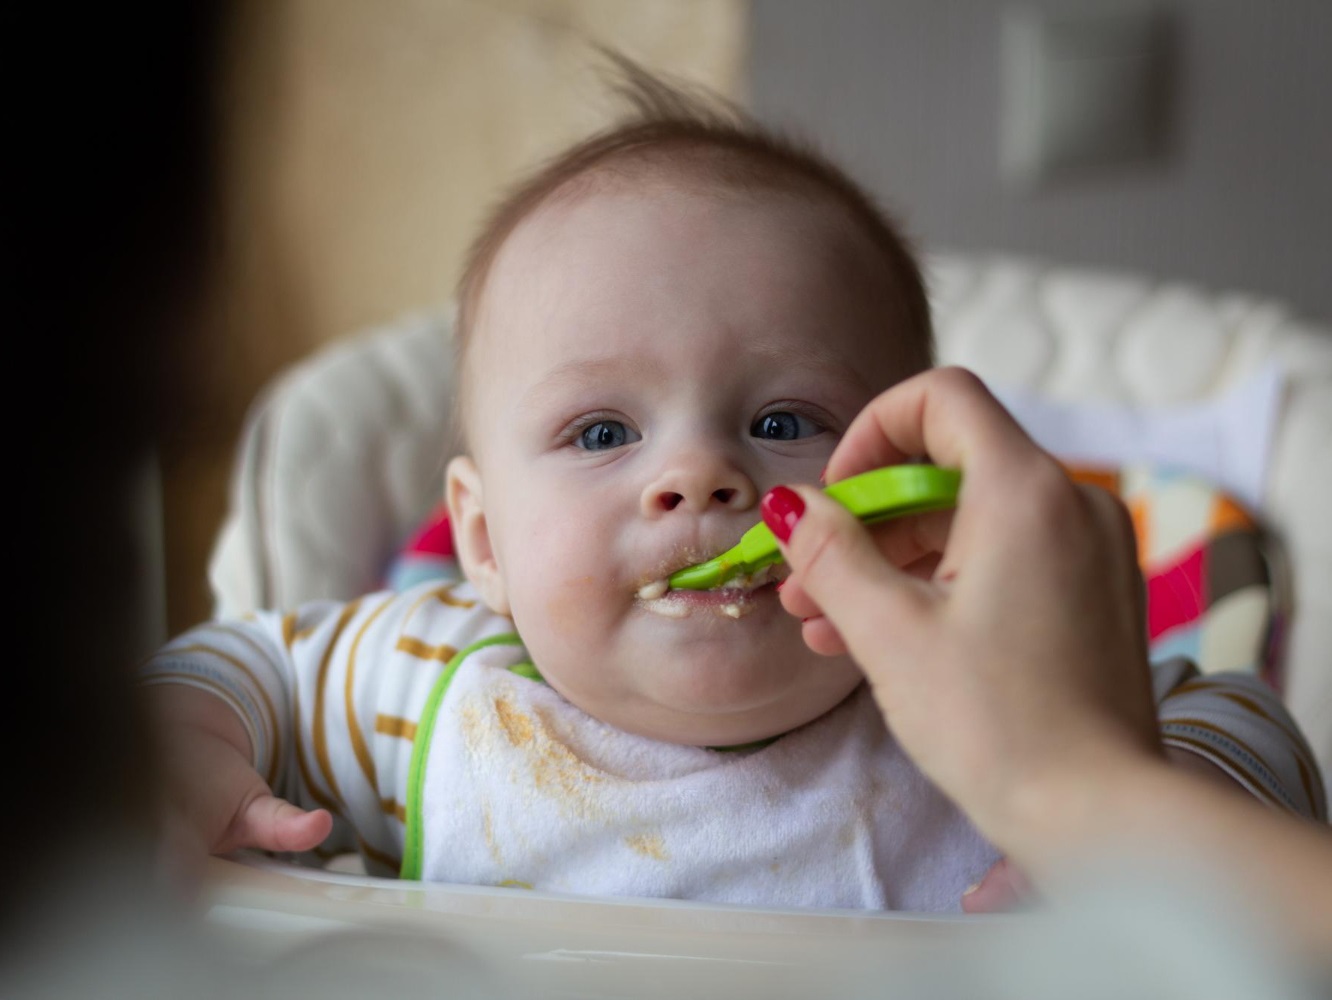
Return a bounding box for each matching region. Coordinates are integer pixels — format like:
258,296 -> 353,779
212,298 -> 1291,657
744,342 -> 877,395
520,345 -> 875,412
521,356 -> 655,410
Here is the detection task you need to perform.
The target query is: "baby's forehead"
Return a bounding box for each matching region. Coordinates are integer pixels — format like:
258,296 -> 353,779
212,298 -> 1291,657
484,173 -> 871,300
457,162 -> 918,431
473,194 -> 868,380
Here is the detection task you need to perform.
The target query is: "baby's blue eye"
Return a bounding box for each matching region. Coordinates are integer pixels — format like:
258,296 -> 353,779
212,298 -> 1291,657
576,420 -> 640,451
752,412 -> 819,441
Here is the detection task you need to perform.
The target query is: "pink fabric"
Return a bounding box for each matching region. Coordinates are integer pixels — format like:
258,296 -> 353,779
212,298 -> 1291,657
1146,544 -> 1206,641
403,503 -> 454,558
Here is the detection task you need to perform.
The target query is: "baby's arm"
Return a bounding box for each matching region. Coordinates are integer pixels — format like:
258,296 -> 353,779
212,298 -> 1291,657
143,582 -> 506,877
146,682 -> 333,862
143,604 -> 350,867
1152,657 -> 1326,820
142,594 -> 408,870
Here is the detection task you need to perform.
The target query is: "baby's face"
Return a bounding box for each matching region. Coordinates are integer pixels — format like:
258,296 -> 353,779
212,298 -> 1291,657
449,182 -> 912,745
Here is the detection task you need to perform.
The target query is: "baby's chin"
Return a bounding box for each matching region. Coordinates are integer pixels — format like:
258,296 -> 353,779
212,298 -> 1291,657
600,705 -> 813,749
572,659 -> 860,748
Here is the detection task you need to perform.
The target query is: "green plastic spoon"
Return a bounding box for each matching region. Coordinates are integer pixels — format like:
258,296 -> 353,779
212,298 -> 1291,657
667,464 -> 961,591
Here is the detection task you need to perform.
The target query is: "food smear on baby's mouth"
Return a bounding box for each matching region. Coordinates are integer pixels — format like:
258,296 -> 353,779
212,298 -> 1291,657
635,564 -> 778,620
637,579 -> 669,601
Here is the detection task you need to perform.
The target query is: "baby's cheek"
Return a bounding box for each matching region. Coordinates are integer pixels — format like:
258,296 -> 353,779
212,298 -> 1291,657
539,573 -> 602,635
505,570 -> 609,665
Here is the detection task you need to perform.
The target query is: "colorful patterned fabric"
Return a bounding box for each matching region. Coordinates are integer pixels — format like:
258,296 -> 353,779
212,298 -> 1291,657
386,463 -> 1285,690
1065,464 -> 1283,691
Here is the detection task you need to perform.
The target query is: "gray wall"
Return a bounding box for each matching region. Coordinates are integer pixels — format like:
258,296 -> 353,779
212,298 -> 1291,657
751,1 -> 1331,323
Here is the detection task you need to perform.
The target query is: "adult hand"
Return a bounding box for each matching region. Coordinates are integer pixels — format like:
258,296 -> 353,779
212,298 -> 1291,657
763,367 -> 1164,862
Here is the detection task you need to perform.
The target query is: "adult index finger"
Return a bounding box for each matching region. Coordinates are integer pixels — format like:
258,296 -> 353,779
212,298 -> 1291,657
825,367 -> 1040,487
773,485 -> 935,670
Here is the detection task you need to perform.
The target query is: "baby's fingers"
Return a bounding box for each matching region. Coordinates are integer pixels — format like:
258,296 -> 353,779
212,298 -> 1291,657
961,857 -> 1034,914
227,795 -> 333,854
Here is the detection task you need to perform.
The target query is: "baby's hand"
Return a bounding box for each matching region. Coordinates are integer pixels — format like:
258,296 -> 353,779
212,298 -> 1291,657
962,857 -> 1032,913
149,686 -> 332,888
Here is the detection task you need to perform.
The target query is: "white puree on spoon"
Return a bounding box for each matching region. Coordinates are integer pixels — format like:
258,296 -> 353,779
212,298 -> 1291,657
636,565 -> 779,619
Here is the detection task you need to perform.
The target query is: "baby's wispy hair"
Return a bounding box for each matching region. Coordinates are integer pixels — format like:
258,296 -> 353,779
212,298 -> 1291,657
452,49 -> 934,438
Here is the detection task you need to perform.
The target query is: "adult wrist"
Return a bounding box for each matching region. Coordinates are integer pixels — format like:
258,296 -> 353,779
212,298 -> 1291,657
992,737 -> 1172,879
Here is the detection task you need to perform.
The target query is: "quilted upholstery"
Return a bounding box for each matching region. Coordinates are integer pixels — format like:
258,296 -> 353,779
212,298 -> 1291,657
208,307 -> 460,615
207,253 -> 1332,791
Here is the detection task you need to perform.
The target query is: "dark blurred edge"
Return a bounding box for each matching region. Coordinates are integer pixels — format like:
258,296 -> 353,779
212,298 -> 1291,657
4,3 -> 228,937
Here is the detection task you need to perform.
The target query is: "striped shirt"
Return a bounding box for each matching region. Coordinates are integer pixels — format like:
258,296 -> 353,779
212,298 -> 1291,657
141,580 -> 1327,878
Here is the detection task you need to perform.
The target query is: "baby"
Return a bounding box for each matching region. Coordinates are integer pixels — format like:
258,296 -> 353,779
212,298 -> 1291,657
144,62 -> 1324,911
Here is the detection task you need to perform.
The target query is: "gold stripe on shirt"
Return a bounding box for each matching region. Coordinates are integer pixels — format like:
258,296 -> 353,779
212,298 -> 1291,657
395,636 -> 458,663
1165,682 -> 1322,814
1214,690 -> 1322,792
358,837 -> 400,873
1163,718 -> 1292,810
399,582 -> 459,630
345,596 -> 397,793
396,584 -> 457,643
311,600 -> 363,809
433,584 -> 476,609
1294,754 -> 1321,818
375,715 -> 418,741
292,679 -> 341,813
379,798 -> 407,823
281,612 -> 298,649
1162,734 -> 1285,811
389,582 -> 466,668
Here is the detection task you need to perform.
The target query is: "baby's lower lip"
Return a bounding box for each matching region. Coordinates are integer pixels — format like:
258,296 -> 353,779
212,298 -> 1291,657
637,582 -> 778,619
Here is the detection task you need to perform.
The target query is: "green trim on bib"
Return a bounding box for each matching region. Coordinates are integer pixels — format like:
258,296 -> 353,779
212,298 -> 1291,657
507,661 -> 542,681
400,632 -> 522,880
709,736 -> 780,753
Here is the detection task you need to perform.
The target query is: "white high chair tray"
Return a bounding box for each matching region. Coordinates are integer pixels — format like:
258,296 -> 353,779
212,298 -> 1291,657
203,853 -> 1009,997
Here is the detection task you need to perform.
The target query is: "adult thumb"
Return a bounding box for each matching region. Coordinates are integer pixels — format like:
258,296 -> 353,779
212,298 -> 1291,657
764,485 -> 929,662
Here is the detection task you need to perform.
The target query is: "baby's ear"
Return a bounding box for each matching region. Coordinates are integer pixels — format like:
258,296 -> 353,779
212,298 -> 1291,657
445,456 -> 510,615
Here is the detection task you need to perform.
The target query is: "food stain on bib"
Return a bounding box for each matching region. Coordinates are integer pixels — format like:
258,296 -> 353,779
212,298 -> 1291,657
495,696 -> 534,747
479,691 -> 609,822
481,802 -> 502,865
624,831 -> 669,861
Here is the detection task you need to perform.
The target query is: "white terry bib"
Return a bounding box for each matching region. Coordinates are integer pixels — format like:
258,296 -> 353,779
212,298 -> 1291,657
410,642 -> 999,912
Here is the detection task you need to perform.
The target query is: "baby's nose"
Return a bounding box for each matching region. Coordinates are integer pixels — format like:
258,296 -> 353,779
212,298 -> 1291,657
658,487 -> 738,511
642,458 -> 759,517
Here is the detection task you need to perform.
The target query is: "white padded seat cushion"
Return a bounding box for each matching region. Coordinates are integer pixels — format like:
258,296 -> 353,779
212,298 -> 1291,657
207,254 -> 1332,794
209,308 -> 460,614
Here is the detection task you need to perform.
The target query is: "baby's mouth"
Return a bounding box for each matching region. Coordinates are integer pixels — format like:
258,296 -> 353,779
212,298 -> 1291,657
634,563 -> 785,620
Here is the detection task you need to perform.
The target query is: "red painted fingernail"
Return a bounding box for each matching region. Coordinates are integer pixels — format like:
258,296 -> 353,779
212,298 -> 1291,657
761,486 -> 805,544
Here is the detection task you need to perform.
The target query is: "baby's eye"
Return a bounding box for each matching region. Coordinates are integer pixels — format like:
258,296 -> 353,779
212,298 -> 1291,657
576,420 -> 641,451
751,411 -> 821,441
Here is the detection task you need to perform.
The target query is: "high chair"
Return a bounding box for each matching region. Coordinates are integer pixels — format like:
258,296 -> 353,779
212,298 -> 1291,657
201,251 -> 1332,996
